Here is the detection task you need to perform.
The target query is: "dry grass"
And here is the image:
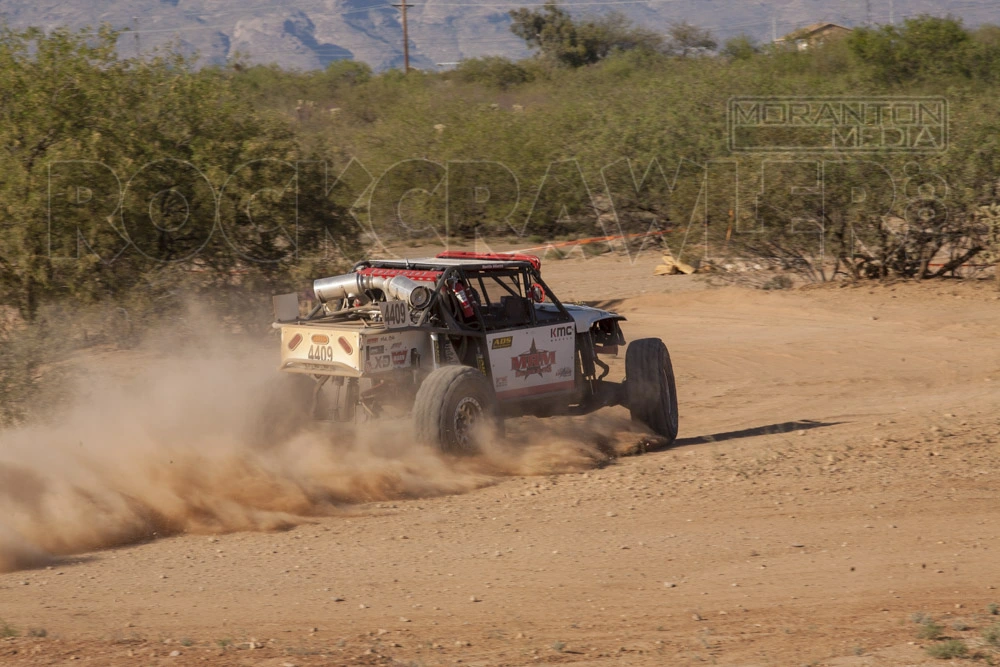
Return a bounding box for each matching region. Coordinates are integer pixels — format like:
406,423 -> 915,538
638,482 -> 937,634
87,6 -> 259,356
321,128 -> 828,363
924,639 -> 968,660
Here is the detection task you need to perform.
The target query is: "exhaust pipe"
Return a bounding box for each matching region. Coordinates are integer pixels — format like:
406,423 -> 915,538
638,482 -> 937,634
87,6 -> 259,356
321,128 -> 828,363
382,275 -> 433,309
313,273 -> 368,305
313,273 -> 433,310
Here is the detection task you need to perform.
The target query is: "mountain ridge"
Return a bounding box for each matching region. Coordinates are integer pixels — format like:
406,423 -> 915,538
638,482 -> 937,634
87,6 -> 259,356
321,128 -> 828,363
1,0 -> 997,71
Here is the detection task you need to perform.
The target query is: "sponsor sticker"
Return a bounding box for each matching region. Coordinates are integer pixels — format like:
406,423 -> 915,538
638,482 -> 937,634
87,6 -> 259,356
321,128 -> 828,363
491,336 -> 513,350
511,339 -> 555,379
365,354 -> 391,372
549,325 -> 574,340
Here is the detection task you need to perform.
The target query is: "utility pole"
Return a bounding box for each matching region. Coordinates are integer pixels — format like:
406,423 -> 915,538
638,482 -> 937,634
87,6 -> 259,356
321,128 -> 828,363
392,1 -> 414,73
133,16 -> 141,57
889,0 -> 895,24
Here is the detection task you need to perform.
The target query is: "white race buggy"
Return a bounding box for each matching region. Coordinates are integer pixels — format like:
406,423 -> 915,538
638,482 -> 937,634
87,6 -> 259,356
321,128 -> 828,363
273,252 -> 678,451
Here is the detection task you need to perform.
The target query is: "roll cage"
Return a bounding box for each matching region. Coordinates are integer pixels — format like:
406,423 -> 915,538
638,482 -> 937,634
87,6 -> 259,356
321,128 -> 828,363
299,252 -> 575,339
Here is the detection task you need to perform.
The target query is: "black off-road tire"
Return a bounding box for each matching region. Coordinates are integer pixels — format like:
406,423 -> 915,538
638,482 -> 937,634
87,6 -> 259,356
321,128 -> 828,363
414,366 -> 498,453
625,338 -> 679,446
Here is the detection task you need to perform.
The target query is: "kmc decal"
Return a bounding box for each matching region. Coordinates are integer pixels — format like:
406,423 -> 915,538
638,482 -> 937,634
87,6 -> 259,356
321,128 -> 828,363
550,325 -> 574,339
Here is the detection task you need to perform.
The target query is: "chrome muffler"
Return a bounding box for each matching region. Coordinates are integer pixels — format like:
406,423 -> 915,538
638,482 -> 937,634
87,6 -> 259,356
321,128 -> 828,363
313,273 -> 433,310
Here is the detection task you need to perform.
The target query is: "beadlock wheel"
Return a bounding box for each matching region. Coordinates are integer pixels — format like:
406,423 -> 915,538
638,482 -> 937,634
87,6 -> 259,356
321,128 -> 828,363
414,365 -> 498,453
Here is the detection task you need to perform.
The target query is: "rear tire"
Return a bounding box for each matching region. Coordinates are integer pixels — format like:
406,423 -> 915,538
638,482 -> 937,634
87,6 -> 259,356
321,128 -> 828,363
414,366 -> 498,453
625,338 -> 678,446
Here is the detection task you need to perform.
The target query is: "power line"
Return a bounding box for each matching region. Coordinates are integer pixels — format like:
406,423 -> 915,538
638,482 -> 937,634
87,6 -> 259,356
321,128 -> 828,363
392,1 -> 415,72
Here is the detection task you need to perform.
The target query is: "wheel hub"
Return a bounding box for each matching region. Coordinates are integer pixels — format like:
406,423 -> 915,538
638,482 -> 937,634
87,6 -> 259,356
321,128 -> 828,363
453,396 -> 484,446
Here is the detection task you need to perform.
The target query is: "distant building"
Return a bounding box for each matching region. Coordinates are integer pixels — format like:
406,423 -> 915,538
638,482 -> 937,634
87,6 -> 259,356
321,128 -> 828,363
775,22 -> 852,51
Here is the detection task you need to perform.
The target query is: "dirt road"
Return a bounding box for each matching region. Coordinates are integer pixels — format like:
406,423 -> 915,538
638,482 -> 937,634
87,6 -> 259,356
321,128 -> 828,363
1,254 -> 999,666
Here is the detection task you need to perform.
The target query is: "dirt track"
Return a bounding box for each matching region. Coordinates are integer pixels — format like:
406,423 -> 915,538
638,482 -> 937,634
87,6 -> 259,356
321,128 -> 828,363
2,253 -> 1000,666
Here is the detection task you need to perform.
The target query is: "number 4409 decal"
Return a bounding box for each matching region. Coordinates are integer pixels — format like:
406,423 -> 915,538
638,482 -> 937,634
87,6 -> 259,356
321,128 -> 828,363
308,345 -> 335,361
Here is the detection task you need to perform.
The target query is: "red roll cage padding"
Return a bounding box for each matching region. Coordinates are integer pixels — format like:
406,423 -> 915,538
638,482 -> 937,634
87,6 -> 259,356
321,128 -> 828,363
435,251 -> 542,271
356,266 -> 443,283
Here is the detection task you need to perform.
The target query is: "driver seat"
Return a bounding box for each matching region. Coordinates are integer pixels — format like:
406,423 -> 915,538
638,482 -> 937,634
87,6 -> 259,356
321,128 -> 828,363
500,296 -> 533,326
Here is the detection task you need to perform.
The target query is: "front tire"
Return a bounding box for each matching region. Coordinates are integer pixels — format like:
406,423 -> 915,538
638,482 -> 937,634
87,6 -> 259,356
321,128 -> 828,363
625,338 -> 679,446
413,366 -> 498,453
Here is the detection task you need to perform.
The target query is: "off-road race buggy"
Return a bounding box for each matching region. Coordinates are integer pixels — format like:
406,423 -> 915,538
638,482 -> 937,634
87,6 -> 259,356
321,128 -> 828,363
272,251 -> 678,451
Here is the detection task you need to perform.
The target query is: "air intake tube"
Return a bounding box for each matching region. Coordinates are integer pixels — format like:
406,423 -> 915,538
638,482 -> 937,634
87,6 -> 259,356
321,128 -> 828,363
313,273 -> 433,310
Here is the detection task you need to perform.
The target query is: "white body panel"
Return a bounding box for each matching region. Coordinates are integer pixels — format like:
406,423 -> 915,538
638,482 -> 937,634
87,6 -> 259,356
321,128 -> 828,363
280,326 -> 364,376
280,325 -> 430,377
361,330 -> 431,375
535,303 -> 624,330
486,323 -> 577,400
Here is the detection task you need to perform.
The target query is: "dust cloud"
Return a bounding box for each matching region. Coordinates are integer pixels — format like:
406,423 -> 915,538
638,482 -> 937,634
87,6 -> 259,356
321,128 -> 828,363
0,330 -> 642,572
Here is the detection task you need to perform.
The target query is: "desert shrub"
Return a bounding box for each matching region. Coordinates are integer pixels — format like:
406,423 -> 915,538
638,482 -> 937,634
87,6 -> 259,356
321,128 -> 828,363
453,56 -> 532,89
0,620 -> 18,638
0,26 -> 358,326
917,619 -> 945,640
925,639 -> 968,659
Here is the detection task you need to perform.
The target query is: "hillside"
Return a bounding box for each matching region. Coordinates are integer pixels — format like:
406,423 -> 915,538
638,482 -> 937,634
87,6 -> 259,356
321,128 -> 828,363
2,0 -> 998,71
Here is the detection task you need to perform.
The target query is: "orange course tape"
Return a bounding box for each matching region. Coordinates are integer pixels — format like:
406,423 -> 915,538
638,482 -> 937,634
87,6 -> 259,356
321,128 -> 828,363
513,230 -> 670,253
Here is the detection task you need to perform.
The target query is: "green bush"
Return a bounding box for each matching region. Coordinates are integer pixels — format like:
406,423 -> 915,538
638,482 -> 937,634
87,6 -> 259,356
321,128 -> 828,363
0,26 -> 358,327
918,620 -> 945,640
925,639 -> 968,659
0,620 -> 18,638
453,56 -> 532,89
